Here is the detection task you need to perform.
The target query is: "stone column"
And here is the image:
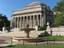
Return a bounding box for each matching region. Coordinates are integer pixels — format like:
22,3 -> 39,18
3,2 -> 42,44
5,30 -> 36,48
29,16 -> 31,27
21,17 -> 22,29
34,15 -> 36,27
26,16 -> 29,26
36,15 -> 39,26
19,17 -> 20,28
19,17 -> 21,28
33,16 -> 34,26
30,16 -> 32,28
27,16 -> 28,25
28,16 -> 30,27
22,17 -> 23,28
24,16 -> 26,28
40,14 -> 44,27
25,16 -> 27,27
32,16 -> 34,27
32,16 -> 33,27
20,17 -> 21,29
18,17 -> 20,28
37,15 -> 39,26
23,17 -> 24,28
17,17 -> 19,28
37,15 -> 40,26
35,15 -> 37,26
28,16 -> 30,26
40,15 -> 42,26
15,17 -> 17,28
42,15 -> 44,27
38,15 -> 40,26
33,15 -> 35,27
13,17 -> 16,28
14,17 -> 16,28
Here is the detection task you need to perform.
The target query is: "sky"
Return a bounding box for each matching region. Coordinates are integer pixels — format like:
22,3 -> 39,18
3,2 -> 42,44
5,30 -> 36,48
0,0 -> 58,20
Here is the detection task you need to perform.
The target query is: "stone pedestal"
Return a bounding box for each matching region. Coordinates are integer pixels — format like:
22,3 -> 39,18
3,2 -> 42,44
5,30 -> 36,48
34,25 -> 38,31
2,27 -> 8,32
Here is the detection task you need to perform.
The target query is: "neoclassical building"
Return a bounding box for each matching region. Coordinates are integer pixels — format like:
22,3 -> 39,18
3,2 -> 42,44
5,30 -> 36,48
11,2 -> 51,29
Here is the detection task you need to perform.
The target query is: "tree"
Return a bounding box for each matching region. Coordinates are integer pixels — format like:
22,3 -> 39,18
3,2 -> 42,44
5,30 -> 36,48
53,0 -> 64,12
0,14 -> 10,30
54,12 -> 63,27
53,0 -> 64,27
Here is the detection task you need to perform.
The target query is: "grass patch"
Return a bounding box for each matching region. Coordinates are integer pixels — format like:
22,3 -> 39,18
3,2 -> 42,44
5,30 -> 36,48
5,44 -> 64,48
45,35 -> 64,40
38,35 -> 64,41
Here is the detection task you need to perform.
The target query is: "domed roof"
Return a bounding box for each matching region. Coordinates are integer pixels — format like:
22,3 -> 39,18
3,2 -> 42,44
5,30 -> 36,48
26,1 -> 45,7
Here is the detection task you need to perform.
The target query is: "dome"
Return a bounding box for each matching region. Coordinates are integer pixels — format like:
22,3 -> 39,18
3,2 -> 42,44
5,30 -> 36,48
26,1 -> 45,7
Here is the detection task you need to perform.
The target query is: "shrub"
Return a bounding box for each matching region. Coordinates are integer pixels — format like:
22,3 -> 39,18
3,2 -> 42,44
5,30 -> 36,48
38,25 -> 47,31
38,31 -> 50,37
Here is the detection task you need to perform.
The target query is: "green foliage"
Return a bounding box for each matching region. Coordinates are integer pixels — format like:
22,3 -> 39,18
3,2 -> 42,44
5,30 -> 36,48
38,25 -> 47,31
38,31 -> 50,37
54,13 -> 63,27
53,0 -> 64,27
6,44 -> 64,48
53,0 -> 64,12
43,35 -> 64,40
0,14 -> 10,30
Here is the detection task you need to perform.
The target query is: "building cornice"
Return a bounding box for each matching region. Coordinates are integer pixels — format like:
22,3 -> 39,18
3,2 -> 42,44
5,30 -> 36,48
12,11 -> 42,16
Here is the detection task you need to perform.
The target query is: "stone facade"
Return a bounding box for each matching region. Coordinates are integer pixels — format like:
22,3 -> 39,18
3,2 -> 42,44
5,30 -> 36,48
11,2 -> 49,29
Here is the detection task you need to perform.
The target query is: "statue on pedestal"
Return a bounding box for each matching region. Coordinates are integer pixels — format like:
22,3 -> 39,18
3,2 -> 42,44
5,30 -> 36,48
34,25 -> 38,31
46,22 -> 51,34
2,23 -> 8,32
46,22 -> 50,31
46,22 -> 52,35
2,27 -> 5,32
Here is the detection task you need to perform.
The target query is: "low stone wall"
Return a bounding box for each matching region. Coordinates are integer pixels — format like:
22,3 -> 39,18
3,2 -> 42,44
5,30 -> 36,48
9,31 -> 44,38
52,32 -> 64,36
51,27 -> 64,36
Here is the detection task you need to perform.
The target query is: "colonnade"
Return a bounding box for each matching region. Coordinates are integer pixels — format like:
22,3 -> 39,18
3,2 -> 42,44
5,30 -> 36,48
11,14 -> 44,29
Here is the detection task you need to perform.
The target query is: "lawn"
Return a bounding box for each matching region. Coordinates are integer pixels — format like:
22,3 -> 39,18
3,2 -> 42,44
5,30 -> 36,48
5,44 -> 64,48
46,35 -> 64,40
39,35 -> 64,41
